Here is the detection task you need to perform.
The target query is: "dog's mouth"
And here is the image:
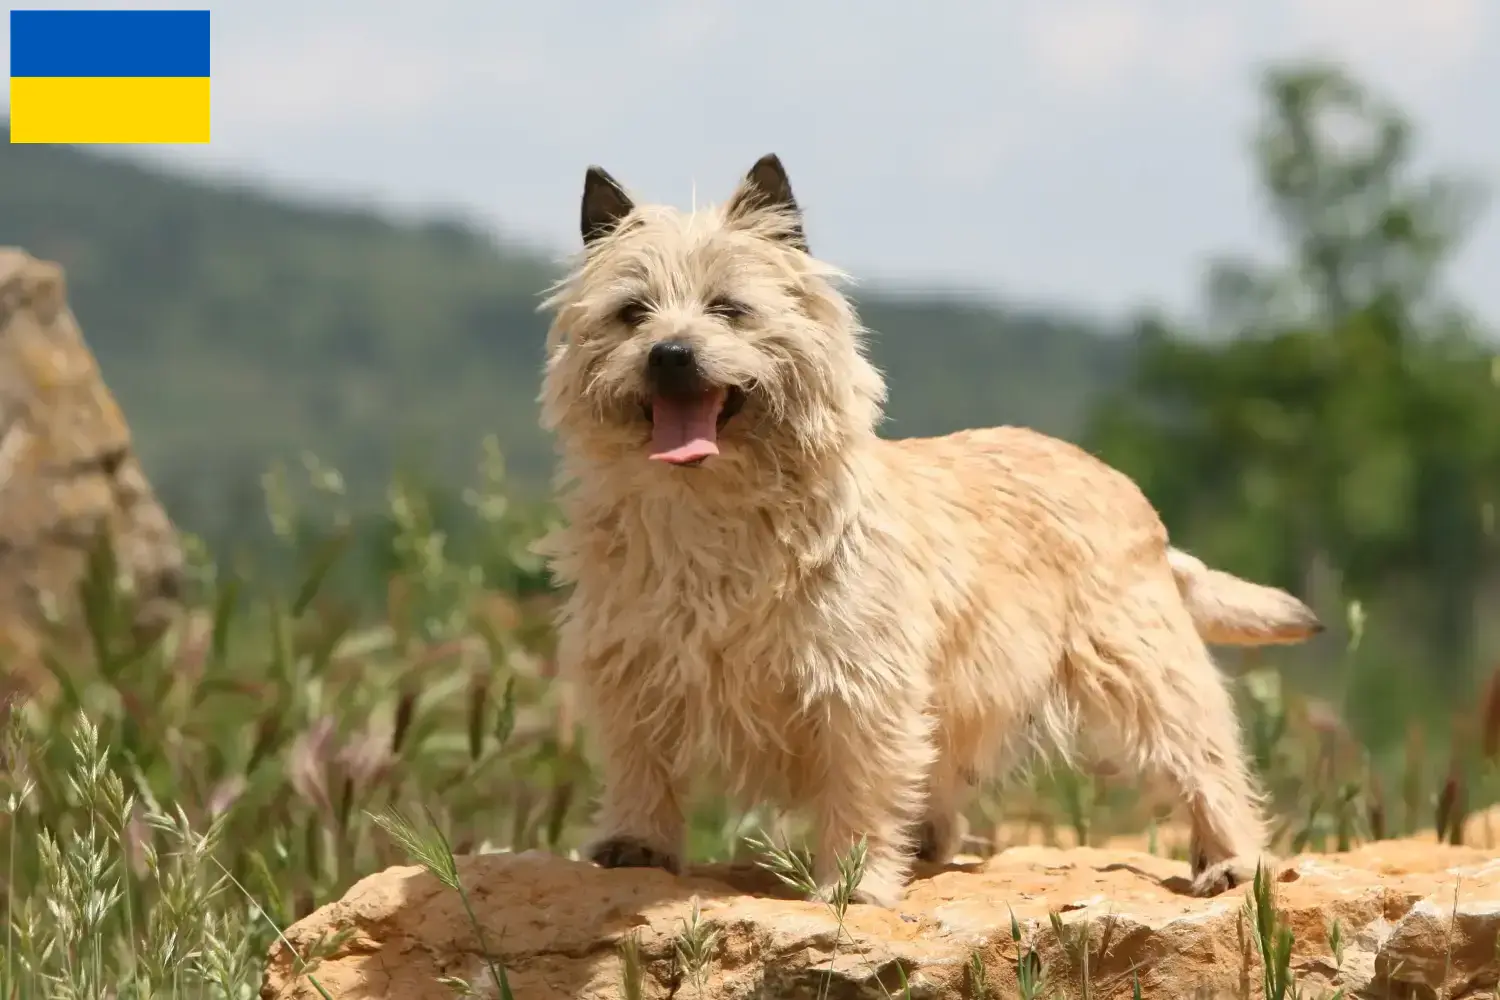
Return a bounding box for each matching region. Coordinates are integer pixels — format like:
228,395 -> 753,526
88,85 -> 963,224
643,385 -> 747,467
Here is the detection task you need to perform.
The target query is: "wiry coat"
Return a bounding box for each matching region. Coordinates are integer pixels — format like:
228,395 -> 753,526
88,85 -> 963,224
536,155 -> 1322,906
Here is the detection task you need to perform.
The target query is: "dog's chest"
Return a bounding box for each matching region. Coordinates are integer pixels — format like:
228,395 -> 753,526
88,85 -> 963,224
677,645 -> 810,786
591,539 -> 826,727
584,504 -> 808,634
632,584 -> 841,799
561,498 -> 862,758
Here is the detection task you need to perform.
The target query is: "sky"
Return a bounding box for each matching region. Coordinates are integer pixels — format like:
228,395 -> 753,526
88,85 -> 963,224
4,0 -> 1498,324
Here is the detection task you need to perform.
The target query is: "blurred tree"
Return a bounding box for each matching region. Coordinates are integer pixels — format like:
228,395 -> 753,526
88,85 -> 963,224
1088,63 -> 1500,715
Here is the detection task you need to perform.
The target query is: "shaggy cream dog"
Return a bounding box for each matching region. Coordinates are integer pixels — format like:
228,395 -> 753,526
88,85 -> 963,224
536,153 -> 1322,907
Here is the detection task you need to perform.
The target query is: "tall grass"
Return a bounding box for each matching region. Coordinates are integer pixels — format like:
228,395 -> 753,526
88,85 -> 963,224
1,439 -> 1498,997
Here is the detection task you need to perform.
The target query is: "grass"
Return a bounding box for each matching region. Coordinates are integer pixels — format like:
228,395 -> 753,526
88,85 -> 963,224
2,441 -> 1499,998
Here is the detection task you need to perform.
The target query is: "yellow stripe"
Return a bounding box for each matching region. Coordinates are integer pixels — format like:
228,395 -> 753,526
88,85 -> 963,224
9,76 -> 210,144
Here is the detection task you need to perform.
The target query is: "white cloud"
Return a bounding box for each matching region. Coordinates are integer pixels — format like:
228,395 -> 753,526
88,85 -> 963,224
1153,9 -> 1240,88
924,121 -> 1021,186
642,0 -> 735,55
1019,0 -> 1243,97
1282,0 -> 1487,87
218,30 -> 456,130
1022,0 -> 1152,95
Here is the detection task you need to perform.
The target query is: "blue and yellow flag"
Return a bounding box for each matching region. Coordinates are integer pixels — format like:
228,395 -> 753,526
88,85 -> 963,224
9,9 -> 211,144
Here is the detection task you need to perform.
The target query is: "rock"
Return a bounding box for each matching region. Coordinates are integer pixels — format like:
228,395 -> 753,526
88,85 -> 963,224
261,840 -> 1500,1000
980,819 -> 1195,858
0,248 -> 183,683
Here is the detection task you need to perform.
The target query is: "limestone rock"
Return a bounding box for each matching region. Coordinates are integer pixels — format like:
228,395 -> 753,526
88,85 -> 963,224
0,248 -> 183,680
261,840 -> 1500,1000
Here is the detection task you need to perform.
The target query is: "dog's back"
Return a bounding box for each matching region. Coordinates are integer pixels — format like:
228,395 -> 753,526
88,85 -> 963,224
874,424 -> 1319,647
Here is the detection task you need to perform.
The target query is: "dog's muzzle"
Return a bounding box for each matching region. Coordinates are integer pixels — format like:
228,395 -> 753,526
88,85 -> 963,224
642,337 -> 748,467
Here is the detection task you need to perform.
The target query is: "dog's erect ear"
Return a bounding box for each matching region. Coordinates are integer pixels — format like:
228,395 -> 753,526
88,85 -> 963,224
725,153 -> 808,253
581,165 -> 635,246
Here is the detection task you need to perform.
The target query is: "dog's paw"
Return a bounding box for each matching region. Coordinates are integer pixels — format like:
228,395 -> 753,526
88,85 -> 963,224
913,826 -> 941,864
911,817 -> 961,864
586,835 -> 681,874
1190,854 -> 1272,897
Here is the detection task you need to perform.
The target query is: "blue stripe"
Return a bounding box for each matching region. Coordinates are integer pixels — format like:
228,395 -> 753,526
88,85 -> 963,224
10,10 -> 210,78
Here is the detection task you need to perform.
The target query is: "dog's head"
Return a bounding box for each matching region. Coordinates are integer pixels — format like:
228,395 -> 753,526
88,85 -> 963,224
540,154 -> 886,488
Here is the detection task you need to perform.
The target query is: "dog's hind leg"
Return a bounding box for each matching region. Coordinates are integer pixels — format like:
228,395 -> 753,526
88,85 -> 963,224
911,716 -> 1003,864
912,754 -> 968,864
809,698 -> 935,908
1066,580 -> 1271,896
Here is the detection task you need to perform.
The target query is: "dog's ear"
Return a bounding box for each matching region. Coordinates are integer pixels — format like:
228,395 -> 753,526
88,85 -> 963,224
725,153 -> 808,253
581,165 -> 635,246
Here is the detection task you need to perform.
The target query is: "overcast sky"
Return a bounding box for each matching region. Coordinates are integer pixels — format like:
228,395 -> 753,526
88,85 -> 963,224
5,0 -> 1498,324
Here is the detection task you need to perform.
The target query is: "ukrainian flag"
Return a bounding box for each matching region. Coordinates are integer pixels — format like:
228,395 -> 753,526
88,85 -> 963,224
9,9 -> 210,144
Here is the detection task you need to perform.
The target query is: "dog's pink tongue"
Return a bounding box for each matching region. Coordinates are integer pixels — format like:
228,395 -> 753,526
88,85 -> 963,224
649,390 -> 725,464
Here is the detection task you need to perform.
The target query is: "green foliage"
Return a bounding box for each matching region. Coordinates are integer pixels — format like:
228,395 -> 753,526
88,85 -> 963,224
1087,62 -> 1500,739
1008,907 -> 1052,1000
2,446 -> 570,998
1245,863 -> 1296,1000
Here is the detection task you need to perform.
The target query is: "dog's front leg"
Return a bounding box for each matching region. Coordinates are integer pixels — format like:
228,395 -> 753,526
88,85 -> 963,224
582,700 -> 686,875
811,698 -> 933,909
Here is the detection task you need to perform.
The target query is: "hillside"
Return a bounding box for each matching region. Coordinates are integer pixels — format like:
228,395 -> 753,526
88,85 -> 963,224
0,136 -> 1132,542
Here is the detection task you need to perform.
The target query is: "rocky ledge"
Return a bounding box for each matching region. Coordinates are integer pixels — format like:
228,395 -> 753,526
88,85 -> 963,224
261,839 -> 1500,999
0,247 -> 183,685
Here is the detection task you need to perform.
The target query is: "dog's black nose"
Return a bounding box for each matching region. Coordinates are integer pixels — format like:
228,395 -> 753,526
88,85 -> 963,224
646,339 -> 702,396
648,339 -> 696,371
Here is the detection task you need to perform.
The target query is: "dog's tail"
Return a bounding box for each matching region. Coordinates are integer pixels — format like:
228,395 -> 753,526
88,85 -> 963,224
1167,547 -> 1323,646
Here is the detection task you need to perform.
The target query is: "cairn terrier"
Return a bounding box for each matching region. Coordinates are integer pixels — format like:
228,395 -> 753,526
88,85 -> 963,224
536,153 -> 1321,907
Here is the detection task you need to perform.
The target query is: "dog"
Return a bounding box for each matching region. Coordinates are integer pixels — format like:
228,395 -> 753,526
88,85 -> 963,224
535,153 -> 1322,907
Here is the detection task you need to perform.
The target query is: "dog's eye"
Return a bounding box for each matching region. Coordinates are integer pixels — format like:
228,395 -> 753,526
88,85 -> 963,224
706,297 -> 751,323
615,299 -> 651,327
